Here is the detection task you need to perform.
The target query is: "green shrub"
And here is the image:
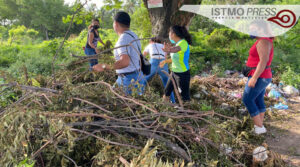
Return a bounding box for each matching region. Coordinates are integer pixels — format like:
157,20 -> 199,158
0,45 -> 20,67
190,30 -> 206,46
206,28 -> 242,47
280,66 -> 300,88
212,64 -> 225,77
8,26 -> 39,45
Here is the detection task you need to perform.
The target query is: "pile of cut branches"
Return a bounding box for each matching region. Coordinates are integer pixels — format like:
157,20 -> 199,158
0,57 -> 285,167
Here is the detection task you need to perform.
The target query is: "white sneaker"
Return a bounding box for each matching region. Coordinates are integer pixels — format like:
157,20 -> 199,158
254,125 -> 267,135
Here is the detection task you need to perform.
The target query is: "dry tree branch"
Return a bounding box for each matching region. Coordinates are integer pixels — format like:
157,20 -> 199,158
54,145 -> 78,167
73,97 -> 112,114
51,0 -> 89,85
0,91 -> 33,115
31,130 -> 64,158
0,82 -> 58,93
70,128 -> 140,149
124,128 -> 191,161
119,156 -> 130,167
71,37 -> 153,61
81,81 -> 158,113
161,71 -> 184,108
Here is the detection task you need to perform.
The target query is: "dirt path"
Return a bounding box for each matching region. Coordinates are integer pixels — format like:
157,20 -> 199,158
266,96 -> 300,167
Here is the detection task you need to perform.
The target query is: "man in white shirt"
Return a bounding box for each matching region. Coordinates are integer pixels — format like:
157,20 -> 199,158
93,11 -> 146,95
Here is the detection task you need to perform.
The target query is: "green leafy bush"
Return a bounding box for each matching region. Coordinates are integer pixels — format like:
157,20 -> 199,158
280,66 -> 300,88
206,28 -> 243,48
8,26 -> 39,45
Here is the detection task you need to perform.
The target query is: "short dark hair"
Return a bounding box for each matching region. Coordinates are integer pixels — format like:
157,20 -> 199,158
170,25 -> 192,45
114,11 -> 130,28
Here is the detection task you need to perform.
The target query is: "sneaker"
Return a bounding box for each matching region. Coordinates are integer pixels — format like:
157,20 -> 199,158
254,125 -> 267,135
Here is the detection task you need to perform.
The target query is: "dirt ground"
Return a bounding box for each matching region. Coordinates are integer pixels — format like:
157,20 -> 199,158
265,96 -> 300,167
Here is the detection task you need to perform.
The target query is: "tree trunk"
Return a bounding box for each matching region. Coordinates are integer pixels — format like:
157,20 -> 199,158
142,0 -> 202,38
45,28 -> 49,40
43,25 -> 49,40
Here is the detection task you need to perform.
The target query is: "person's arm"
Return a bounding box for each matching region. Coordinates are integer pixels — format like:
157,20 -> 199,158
248,39 -> 271,87
99,37 -> 105,46
143,51 -> 149,56
113,54 -> 130,69
143,45 -> 150,57
93,54 -> 130,72
162,42 -> 181,53
93,34 -> 131,72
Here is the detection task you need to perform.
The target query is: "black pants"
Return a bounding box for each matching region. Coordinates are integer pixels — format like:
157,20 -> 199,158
165,70 -> 191,101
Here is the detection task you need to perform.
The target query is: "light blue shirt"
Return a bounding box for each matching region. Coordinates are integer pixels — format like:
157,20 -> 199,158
114,30 -> 141,74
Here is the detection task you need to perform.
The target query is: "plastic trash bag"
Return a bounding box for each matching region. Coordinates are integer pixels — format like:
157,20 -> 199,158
283,85 -> 299,97
268,89 -> 282,99
273,103 -> 289,110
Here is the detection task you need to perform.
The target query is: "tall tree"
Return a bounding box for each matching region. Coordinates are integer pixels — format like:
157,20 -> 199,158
142,0 -> 202,38
19,0 -> 70,39
104,0 -> 202,38
0,0 -> 19,25
0,0 -> 71,39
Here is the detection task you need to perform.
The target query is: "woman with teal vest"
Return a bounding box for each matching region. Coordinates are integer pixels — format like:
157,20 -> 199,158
160,25 -> 192,102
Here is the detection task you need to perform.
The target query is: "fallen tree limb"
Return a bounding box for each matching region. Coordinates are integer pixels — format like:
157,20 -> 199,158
31,130 -> 64,158
0,82 -> 58,93
73,97 -> 112,114
81,81 -> 158,113
124,128 -> 191,162
70,128 -> 140,149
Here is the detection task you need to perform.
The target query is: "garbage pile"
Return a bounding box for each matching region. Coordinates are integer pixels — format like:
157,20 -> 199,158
266,82 -> 299,110
191,73 -> 300,113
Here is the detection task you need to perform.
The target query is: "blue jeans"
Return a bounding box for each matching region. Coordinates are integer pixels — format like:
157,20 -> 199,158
145,59 -> 175,103
242,77 -> 272,117
116,71 -> 146,95
84,47 -> 98,70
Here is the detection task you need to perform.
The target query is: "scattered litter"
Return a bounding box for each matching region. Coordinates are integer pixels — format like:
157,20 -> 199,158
200,72 -> 209,77
266,83 -> 278,91
220,144 -> 232,154
283,85 -> 299,97
238,108 -> 247,115
229,92 -> 242,99
268,89 -> 282,99
224,70 -> 236,76
253,146 -> 268,162
238,78 -> 247,86
221,103 -> 230,110
218,90 -> 226,97
238,74 -> 245,78
224,70 -> 231,75
193,93 -> 201,99
273,103 -> 289,110
278,82 -> 284,89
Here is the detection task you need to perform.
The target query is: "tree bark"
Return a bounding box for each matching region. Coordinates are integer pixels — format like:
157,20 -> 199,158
43,25 -> 49,40
142,0 -> 202,38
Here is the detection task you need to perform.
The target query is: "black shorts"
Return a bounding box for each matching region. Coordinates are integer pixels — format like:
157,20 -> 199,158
165,70 -> 191,101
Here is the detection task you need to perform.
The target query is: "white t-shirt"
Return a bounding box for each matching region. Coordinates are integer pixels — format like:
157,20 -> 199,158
114,30 -> 141,74
143,43 -> 166,59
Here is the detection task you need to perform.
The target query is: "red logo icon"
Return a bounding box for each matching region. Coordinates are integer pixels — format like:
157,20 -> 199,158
268,9 -> 296,28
